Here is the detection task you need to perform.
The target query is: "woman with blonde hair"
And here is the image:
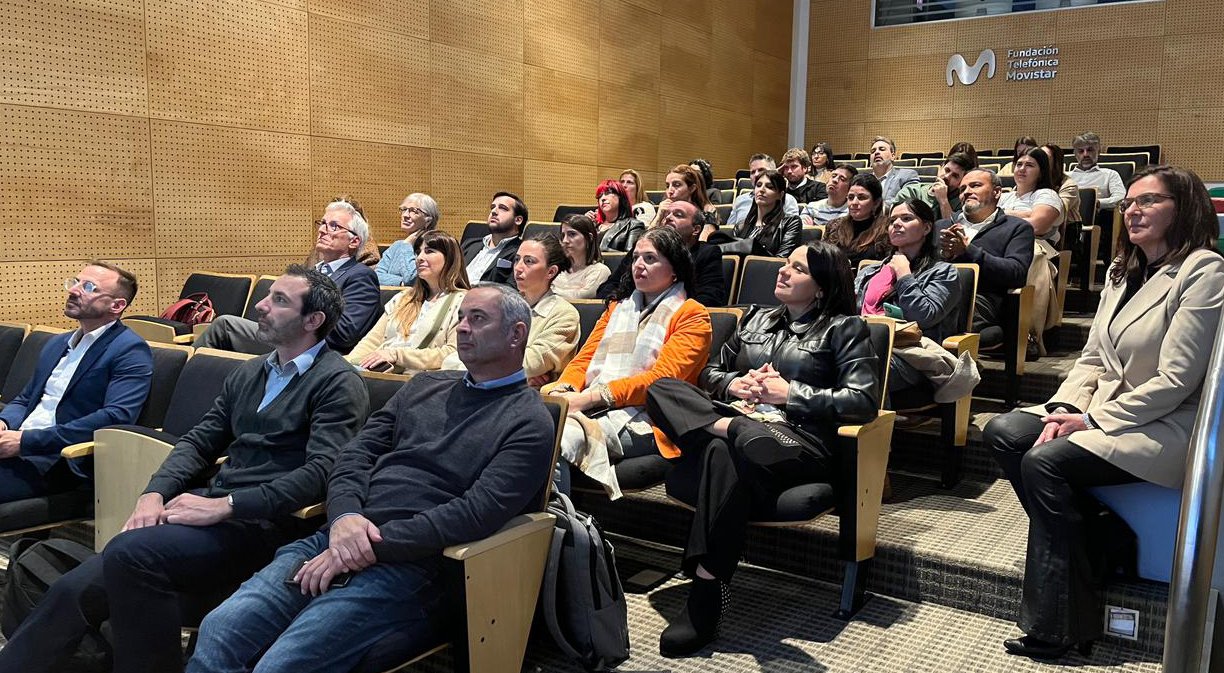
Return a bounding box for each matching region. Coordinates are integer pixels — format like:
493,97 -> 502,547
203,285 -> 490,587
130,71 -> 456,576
347,230 -> 470,374
620,169 -> 656,224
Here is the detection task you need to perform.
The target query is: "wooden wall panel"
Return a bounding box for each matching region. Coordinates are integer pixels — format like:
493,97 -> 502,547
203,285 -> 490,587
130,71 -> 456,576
523,67 -> 598,165
866,54 -> 954,122
1048,111 -> 1160,149
660,18 -> 714,103
430,44 -> 524,157
804,122 -> 866,159
429,150 -> 523,235
753,53 -> 791,124
311,138 -> 431,244
1053,1 -> 1165,43
0,106 -> 154,262
868,20 -> 957,60
664,0 -> 712,34
151,121 -> 312,258
1051,41 -> 1161,116
950,71 -> 1053,121
863,120 -> 953,160
310,16 -> 430,146
810,0 -> 870,63
0,259 -> 159,328
156,257 -> 300,313
597,2 -> 662,94
430,0 -> 523,63
752,117 -> 792,164
946,116 -> 1050,155
1164,0 -> 1224,35
706,109 -> 754,179
0,0 -> 146,116
309,0 -> 428,37
524,0 -> 598,79
755,0 -> 794,61
1162,33 -> 1224,111
657,99 -> 711,173
597,82 -> 659,173
709,38 -> 755,115
620,0 -> 662,13
524,160 -> 599,220
147,0 -> 309,133
712,0 -> 755,48
954,11 -> 1055,50
1159,108 -> 1224,176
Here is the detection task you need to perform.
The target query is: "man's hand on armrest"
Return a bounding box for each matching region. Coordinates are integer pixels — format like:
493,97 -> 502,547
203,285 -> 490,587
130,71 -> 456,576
160,492 -> 232,527
124,492 -> 166,532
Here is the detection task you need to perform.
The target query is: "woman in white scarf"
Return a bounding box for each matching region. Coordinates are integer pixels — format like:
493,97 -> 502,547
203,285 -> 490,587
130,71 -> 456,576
543,227 -> 712,498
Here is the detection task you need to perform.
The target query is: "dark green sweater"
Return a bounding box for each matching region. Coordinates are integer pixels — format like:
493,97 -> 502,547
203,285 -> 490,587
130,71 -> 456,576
326,371 -> 553,563
144,348 -> 369,520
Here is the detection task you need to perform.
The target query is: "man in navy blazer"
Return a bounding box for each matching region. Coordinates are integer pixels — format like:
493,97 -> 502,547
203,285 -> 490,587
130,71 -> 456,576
461,191 -> 524,287
194,200 -> 382,355
0,261 -> 153,502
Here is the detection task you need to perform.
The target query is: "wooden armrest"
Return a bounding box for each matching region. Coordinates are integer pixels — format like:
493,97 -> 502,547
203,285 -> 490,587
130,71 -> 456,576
942,333 -> 980,358
292,503 -> 325,519
444,512 -> 555,560
191,323 -> 210,339
61,441 -> 94,459
837,409 -> 894,439
172,334 -> 195,344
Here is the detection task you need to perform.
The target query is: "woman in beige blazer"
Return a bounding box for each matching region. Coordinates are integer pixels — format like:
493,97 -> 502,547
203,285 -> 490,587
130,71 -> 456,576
984,165 -> 1224,660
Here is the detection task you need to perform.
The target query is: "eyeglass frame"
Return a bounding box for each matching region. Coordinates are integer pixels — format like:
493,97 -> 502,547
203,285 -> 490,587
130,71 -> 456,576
1118,192 -> 1175,212
315,218 -> 357,236
64,277 -> 116,298
398,206 -> 427,216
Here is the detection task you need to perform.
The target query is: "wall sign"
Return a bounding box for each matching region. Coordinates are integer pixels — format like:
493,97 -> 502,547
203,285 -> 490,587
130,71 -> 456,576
946,45 -> 1060,86
947,50 -> 996,86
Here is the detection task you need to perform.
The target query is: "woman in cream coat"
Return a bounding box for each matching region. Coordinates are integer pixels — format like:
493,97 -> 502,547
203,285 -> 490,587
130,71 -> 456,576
347,231 -> 470,374
984,165 -> 1224,660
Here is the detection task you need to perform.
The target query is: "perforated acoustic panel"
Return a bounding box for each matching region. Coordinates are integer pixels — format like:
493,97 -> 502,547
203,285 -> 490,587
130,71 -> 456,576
155,257 -> 300,314
0,259 -> 158,327
710,39 -> 755,116
1048,111 -> 1158,148
429,150 -> 523,238
752,117 -> 790,161
0,0 -> 146,115
310,0 -> 428,37
658,98 -> 711,174
1164,0 -> 1224,36
147,0 -> 309,133
661,18 -> 713,103
664,0 -> 712,34
753,52 -> 790,124
430,0 -> 523,63
523,160 -> 598,222
523,67 -> 597,165
310,15 -> 429,146
1162,32 -> 1224,111
429,43 -> 524,157
706,109 -> 753,179
151,121 -> 312,258
713,0 -> 755,49
598,2 -> 661,93
1159,108 -> 1224,177
597,81 -> 659,171
311,137 -> 430,246
0,106 -> 154,262
524,0 -> 597,79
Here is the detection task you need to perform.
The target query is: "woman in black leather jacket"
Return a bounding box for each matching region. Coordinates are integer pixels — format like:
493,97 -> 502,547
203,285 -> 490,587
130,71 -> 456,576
731,169 -> 803,258
645,240 -> 881,658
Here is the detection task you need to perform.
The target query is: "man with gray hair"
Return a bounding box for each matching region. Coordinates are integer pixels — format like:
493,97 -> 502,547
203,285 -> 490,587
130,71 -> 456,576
1068,131 -> 1125,209
187,283 -> 556,673
195,199 -> 382,355
725,153 -> 799,227
869,135 -> 920,209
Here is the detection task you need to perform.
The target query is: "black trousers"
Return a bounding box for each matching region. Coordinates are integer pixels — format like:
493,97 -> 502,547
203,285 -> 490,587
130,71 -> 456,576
647,378 -> 834,582
974,291 -> 1004,350
0,518 -> 312,673
984,411 -> 1139,644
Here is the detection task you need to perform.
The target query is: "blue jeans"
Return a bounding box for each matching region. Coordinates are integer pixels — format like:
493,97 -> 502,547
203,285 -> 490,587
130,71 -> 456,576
187,531 -> 441,673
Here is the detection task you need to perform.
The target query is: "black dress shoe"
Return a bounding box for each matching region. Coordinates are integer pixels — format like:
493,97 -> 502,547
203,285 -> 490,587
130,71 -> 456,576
659,578 -> 729,658
1004,635 -> 1093,659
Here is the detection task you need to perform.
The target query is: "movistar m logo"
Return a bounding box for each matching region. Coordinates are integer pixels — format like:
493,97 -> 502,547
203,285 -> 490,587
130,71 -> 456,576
947,50 -> 996,87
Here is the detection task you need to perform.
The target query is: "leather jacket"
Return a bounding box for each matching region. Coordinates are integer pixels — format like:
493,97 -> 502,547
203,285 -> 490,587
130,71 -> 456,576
700,305 -> 880,442
598,216 -> 645,253
733,202 -> 803,258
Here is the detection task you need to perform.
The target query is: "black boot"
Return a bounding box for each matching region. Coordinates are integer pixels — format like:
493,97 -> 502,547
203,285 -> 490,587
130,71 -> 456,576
659,577 -> 730,658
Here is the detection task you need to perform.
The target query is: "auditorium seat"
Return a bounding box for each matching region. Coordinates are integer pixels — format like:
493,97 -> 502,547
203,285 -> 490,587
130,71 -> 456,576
0,322 -> 31,403
646,190 -> 665,205
713,178 -> 735,190
126,272 -> 256,345
901,152 -> 944,162
460,221 -> 487,246
380,285 -> 404,308
1105,144 -> 1159,166
665,318 -> 896,618
551,205 -> 593,222
721,255 -> 739,302
523,221 -> 561,239
240,275 -> 277,322
570,299 -> 605,346
734,256 -> 784,306
0,326 -> 69,405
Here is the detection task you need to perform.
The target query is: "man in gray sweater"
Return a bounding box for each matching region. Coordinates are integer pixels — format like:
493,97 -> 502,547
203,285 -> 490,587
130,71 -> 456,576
0,266 -> 370,673
188,283 -> 556,673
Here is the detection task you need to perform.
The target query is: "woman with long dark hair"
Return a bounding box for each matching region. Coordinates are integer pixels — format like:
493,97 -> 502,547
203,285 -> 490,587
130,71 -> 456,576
809,142 -> 835,183
824,173 -> 891,266
650,164 -> 719,239
984,165 -> 1224,660
1002,147 -> 1065,244
543,227 -> 712,497
730,169 -> 802,257
645,241 -> 880,657
553,214 -> 610,300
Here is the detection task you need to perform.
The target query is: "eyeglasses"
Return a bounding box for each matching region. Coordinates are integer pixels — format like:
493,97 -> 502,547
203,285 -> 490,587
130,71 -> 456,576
315,219 -> 356,235
1118,193 -> 1174,212
398,206 -> 426,216
64,278 -> 107,295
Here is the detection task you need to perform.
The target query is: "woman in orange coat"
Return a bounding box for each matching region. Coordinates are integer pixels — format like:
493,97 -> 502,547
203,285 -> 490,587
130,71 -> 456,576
544,227 -> 712,498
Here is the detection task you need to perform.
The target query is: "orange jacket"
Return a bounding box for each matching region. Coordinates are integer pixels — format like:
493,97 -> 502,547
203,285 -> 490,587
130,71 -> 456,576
554,299 -> 712,458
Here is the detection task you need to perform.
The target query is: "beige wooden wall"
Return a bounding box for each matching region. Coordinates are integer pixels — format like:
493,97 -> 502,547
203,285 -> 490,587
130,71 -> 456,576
805,0 -> 1224,179
1,0 -> 792,326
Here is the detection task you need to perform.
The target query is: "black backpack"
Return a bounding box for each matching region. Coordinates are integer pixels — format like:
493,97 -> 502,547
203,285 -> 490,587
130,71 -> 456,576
1,538 -> 111,671
539,493 -> 630,671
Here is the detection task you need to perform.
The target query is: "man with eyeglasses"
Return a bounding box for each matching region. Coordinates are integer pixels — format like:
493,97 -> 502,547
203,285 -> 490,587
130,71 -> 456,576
725,153 -> 799,228
0,261 -> 152,503
463,191 -> 526,287
195,200 -> 382,355
1068,131 -> 1126,210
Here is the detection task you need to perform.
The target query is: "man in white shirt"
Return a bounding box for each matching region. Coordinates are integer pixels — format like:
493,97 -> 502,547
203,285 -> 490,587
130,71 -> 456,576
804,164 -> 858,225
726,153 -> 799,228
462,191 -> 525,287
1068,131 -> 1126,209
0,262 -> 152,501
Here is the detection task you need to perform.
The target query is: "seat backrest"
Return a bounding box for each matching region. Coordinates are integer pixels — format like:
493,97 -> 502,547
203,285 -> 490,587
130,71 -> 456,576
735,168 -> 750,181
901,151 -> 943,161
380,286 -> 404,309
1101,161 -> 1135,186
552,206 -> 592,222
460,221 -> 487,245
915,165 -> 938,178
360,369 -> 408,414
571,300 -> 606,347
712,178 -> 734,191
734,256 -> 783,306
862,318 -> 895,407
646,190 -> 665,205
0,323 -> 31,398
721,256 -> 740,304
719,189 -> 735,204
524,221 -> 561,240
952,264 -> 980,334
537,395 -> 568,511
601,250 -> 626,273
1078,187 -> 1098,228
893,158 -> 918,167
181,273 -> 254,318
708,308 -> 742,357
801,227 -> 823,244
160,348 -> 256,437
918,156 -> 944,167
715,203 -> 732,225
1000,175 -> 1016,189
137,343 -> 193,428
1,327 -> 67,403
736,177 -> 752,192
1100,152 -> 1150,171
242,276 -> 277,321
1105,145 -> 1159,167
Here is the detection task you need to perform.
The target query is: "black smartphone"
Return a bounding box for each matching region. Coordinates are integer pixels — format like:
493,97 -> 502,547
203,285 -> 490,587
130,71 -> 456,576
283,560 -> 352,589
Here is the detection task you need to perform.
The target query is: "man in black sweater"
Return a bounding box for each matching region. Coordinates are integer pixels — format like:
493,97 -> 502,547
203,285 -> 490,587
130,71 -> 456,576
187,284 -> 555,673
0,266 -> 370,673
598,200 -> 727,306
937,169 -> 1035,348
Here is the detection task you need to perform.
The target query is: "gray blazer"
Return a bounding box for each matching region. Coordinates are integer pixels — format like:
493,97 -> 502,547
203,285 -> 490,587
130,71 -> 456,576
854,260 -> 962,343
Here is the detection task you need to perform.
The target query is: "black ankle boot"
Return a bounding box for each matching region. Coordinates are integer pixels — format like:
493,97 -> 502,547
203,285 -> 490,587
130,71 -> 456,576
659,577 -> 730,658
1004,635 -> 1093,659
